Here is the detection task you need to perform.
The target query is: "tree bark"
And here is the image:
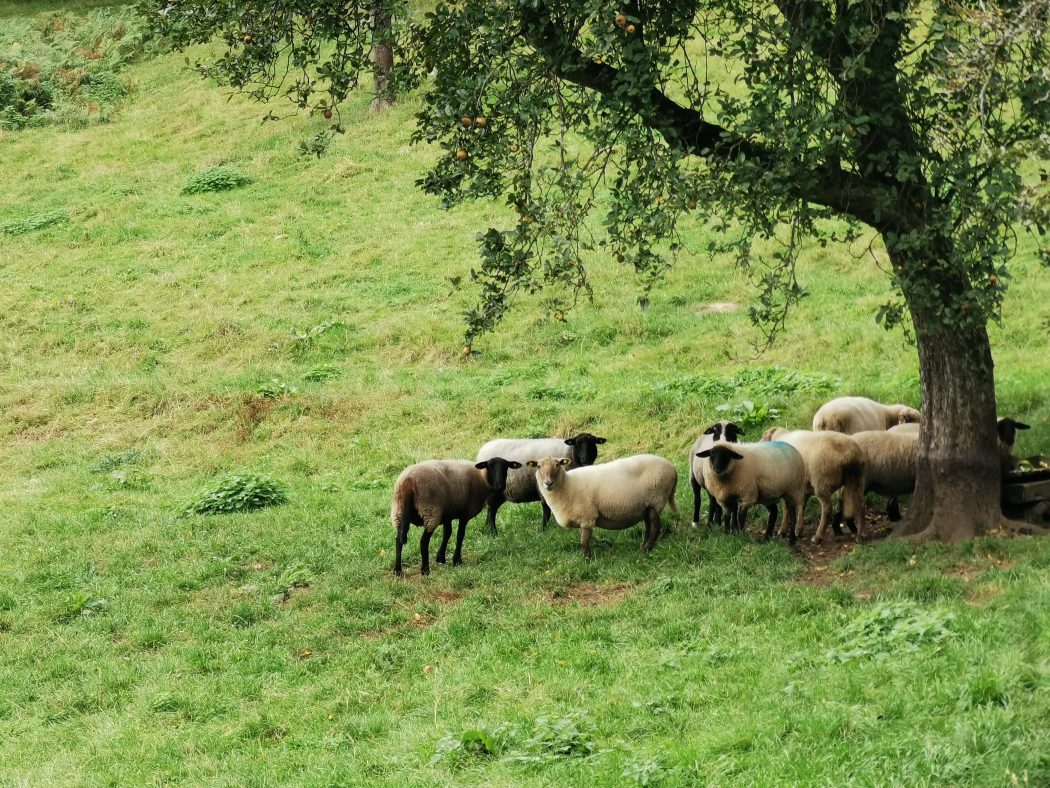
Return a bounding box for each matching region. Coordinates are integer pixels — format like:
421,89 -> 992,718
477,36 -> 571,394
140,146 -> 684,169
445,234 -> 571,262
891,247 -> 1003,542
370,0 -> 394,112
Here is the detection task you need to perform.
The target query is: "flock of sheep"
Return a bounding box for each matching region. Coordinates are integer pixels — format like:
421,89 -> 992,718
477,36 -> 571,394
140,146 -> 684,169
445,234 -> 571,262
390,396 -> 1031,576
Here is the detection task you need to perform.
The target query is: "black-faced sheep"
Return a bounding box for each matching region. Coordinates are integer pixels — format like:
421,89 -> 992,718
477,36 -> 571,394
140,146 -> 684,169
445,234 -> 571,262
998,417 -> 1031,475
762,428 -> 866,543
476,433 -> 606,534
527,454 -> 677,558
689,421 -> 745,528
391,457 -> 521,576
813,396 -> 921,434
696,441 -> 808,542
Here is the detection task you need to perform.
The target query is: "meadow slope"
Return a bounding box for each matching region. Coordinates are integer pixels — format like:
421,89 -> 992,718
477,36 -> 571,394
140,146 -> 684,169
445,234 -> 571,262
1,5 -> 1050,785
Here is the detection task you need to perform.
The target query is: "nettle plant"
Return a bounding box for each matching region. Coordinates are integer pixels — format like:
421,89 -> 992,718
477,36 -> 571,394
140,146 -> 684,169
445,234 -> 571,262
152,0 -> 1050,543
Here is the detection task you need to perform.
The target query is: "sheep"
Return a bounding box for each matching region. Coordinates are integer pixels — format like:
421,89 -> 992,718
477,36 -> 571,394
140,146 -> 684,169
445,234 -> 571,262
813,396 -> 921,434
998,417 -> 1031,475
761,427 -> 866,544
527,454 -> 677,558
689,421 -> 745,528
842,429 -> 919,523
390,457 -> 521,576
476,433 -> 607,535
696,441 -> 808,543
888,422 -> 920,435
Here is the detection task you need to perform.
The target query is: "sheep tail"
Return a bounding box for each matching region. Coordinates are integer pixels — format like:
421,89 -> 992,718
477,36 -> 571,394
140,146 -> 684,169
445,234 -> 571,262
840,460 -> 865,523
392,478 -> 415,546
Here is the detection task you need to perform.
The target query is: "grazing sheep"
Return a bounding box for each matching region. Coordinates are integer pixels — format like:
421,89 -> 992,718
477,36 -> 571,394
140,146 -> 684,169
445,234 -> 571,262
813,396 -> 921,434
847,429 -> 919,522
527,454 -> 677,558
476,433 -> 607,534
690,421 -> 745,528
696,441 -> 808,542
762,428 -> 866,544
998,417 -> 1031,474
391,457 -> 521,576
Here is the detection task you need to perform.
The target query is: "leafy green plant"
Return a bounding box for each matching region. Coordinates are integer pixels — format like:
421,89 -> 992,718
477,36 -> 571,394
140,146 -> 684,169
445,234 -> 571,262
183,473 -> 287,515
298,131 -> 334,158
302,364 -> 340,383
519,713 -> 598,759
825,601 -> 957,663
56,592 -> 108,622
715,400 -> 782,432
622,755 -> 670,786
256,378 -> 298,399
181,166 -> 252,195
1,209 -> 69,236
94,448 -> 143,473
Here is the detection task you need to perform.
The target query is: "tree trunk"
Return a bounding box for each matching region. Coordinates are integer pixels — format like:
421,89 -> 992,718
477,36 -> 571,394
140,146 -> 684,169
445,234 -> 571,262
892,248 -> 1002,542
370,1 -> 394,112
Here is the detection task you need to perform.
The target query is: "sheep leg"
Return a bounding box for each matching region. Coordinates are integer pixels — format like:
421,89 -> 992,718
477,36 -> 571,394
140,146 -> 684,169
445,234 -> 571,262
419,528 -> 434,576
580,526 -> 594,560
812,495 -> 832,545
791,500 -> 805,545
736,504 -> 750,534
541,500 -> 553,531
887,497 -> 902,522
485,491 -> 505,536
452,518 -> 468,566
761,503 -> 779,541
708,492 -> 723,527
435,519 -> 453,564
691,475 -> 703,527
830,501 -> 846,536
642,508 -> 658,553
394,517 -> 410,577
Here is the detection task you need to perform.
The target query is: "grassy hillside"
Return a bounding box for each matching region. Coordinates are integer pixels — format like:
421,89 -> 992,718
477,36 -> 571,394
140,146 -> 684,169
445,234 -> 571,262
1,5 -> 1049,785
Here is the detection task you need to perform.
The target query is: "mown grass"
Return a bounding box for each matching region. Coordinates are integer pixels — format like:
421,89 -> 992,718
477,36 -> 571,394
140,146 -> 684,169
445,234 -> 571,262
1,4 -> 1049,785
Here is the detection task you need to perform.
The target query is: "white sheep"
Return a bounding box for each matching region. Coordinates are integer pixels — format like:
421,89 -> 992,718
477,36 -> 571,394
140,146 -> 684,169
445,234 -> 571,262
762,428 -> 866,544
390,457 -> 521,576
847,429 -> 919,522
696,441 -> 808,542
689,421 -> 745,528
813,396 -> 921,434
476,433 -> 606,534
527,454 -> 678,558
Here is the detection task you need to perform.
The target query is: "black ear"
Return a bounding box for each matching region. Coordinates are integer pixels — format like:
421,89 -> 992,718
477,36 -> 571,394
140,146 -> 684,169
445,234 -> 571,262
475,461 -> 487,469
728,449 -> 744,460
594,437 -> 607,444
696,449 -> 712,458
703,426 -> 716,435
507,461 -> 522,469
730,423 -> 745,436
1016,421 -> 1031,430
564,438 -> 576,445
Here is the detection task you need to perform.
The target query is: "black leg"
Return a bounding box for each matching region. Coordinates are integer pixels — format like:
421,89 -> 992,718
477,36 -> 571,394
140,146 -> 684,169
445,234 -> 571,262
762,503 -> 779,541
435,520 -> 452,564
419,529 -> 433,576
887,498 -> 902,522
831,502 -> 845,537
452,518 -> 468,566
691,476 -> 703,526
486,492 -> 505,536
541,500 -> 552,531
642,508 -> 658,552
709,491 -> 722,526
845,518 -> 859,536
394,518 -> 409,577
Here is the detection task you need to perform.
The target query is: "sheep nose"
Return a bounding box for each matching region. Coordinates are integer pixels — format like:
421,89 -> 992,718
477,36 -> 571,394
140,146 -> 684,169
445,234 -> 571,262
544,481 -> 553,490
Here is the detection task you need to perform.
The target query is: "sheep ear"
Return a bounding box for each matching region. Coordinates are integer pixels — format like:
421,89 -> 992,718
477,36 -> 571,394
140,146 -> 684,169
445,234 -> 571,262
525,460 -> 538,468
475,462 -> 488,470
1016,421 -> 1031,430
594,437 -> 607,444
731,423 -> 745,436
696,450 -> 712,458
558,458 -> 571,466
703,426 -> 716,435
507,461 -> 522,469
564,438 -> 576,445
727,449 -> 744,460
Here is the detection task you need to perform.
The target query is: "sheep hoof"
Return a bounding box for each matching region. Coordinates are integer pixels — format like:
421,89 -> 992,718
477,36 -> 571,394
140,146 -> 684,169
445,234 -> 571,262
811,536 -> 823,545
452,557 -> 463,567
691,521 -> 699,528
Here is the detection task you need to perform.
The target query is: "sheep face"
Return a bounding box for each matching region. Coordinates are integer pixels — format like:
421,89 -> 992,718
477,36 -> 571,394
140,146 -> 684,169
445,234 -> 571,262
474,457 -> 523,492
997,418 -> 1031,448
564,433 -> 607,466
706,422 -> 745,442
696,445 -> 744,475
895,406 -> 922,425
526,457 -> 571,492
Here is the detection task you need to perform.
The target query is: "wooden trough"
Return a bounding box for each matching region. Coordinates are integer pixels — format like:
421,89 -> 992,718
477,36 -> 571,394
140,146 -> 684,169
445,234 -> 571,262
1002,455 -> 1050,524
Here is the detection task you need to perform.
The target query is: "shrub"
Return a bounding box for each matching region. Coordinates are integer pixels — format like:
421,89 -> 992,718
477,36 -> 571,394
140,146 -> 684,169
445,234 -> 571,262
181,166 -> 253,195
183,473 -> 287,515
824,600 -> 956,663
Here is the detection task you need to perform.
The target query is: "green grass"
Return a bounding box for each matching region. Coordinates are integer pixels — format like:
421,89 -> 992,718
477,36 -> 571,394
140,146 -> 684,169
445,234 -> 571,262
1,6 -> 1050,785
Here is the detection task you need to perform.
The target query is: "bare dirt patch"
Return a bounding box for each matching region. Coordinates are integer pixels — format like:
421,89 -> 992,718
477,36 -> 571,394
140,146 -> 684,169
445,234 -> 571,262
787,516 -> 896,588
695,302 -> 740,315
549,583 -> 634,606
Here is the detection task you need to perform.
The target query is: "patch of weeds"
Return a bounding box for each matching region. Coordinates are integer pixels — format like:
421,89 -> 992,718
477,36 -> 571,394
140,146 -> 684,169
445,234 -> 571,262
622,755 -> 671,786
229,600 -> 272,628
715,400 -> 781,432
56,592 -> 108,623
963,669 -> 1010,708
183,473 -> 287,515
303,364 -> 340,383
100,467 -> 152,491
527,383 -> 594,402
181,166 -> 252,195
0,591 -> 16,611
824,600 -> 956,663
95,448 -> 143,473
270,563 -> 313,604
1,209 -> 68,236
298,130 -> 333,158
431,725 -> 517,768
510,713 -> 600,761
285,319 -> 345,357
256,378 -> 298,399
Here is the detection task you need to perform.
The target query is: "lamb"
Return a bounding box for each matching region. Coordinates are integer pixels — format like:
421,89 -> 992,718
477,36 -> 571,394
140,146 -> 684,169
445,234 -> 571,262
527,454 -> 677,558
813,396 -> 921,434
390,457 -> 521,577
998,417 -> 1031,474
476,433 -> 606,534
696,441 -> 808,543
689,421 -> 745,528
761,428 -> 866,544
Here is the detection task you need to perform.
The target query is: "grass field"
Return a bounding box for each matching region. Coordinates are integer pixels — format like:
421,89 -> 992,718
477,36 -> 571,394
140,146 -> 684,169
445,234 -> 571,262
2,3 -> 1050,785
